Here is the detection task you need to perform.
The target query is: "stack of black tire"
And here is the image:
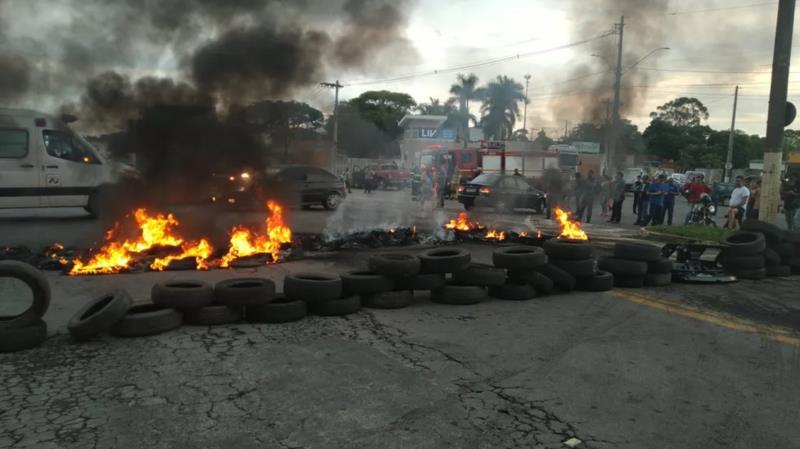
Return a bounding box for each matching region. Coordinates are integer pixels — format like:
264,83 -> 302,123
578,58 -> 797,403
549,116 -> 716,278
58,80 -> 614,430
283,273 -> 360,317
541,239 -> 614,292
0,261 -> 50,353
599,242 -> 671,288
734,220 -> 798,277
489,246 -> 551,300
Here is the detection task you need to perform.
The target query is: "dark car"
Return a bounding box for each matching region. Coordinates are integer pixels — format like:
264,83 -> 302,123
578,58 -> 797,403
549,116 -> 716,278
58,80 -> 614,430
211,165 -> 346,210
712,182 -> 736,206
457,173 -> 546,213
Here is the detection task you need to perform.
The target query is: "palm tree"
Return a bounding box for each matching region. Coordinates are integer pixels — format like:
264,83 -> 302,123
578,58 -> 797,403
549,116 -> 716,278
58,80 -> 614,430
416,97 -> 456,116
480,75 -> 525,140
449,73 -> 484,146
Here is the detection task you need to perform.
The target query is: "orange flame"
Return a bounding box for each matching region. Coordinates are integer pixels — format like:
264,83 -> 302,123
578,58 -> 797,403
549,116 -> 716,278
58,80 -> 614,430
220,200 -> 292,267
150,239 -> 214,271
485,229 -> 506,240
553,207 -> 588,240
444,212 -> 485,231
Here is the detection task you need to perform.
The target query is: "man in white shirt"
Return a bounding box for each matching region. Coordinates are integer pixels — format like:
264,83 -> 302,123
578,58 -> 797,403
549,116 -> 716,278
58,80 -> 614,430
726,175 -> 750,229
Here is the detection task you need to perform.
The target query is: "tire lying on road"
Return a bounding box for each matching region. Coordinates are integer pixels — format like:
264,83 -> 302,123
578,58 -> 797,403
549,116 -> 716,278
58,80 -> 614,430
647,258 -> 674,274
766,265 -> 792,277
644,272 -> 672,287
507,270 -> 554,295
598,257 -> 648,277
184,305 -> 243,325
368,253 -> 421,277
534,264 -> 576,291
719,254 -> 766,270
762,248 -> 781,267
783,230 -> 800,244
110,303 -> 183,337
246,295 -> 307,323
613,275 -> 645,289
741,220 -> 782,244
215,278 -> 276,306
361,290 -> 414,309
0,261 -> 51,330
453,263 -> 507,287
729,267 -> 767,280
576,271 -> 615,292
419,248 -> 471,273
310,295 -> 361,316
613,242 -> 662,262
769,242 -> 795,261
550,258 -> 596,278
67,289 -> 132,340
152,280 -> 215,309
493,246 -> 547,269
722,231 -> 766,257
0,319 -> 47,353
284,273 -> 342,304
431,284 -> 487,305
407,274 -> 447,291
543,239 -> 593,261
341,271 -> 396,295
790,258 -> 800,274
489,282 -> 537,301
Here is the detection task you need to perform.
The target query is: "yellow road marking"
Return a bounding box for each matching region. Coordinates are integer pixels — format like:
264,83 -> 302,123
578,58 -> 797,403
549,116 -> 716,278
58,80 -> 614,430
608,289 -> 800,346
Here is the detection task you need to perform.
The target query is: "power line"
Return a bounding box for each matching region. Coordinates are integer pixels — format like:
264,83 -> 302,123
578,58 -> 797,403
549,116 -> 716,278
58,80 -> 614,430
637,66 -> 800,74
668,1 -> 778,15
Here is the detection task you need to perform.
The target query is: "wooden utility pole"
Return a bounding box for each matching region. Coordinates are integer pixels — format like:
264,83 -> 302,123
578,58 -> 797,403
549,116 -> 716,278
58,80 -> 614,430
760,0 -> 795,224
608,16 -> 625,173
320,80 -> 343,170
725,85 -> 739,182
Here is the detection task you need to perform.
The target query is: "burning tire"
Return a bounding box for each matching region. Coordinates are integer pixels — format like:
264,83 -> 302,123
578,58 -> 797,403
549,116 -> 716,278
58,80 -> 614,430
419,248 -> 471,274
368,253 -> 421,277
741,220 -> 782,244
550,258 -> 597,278
644,272 -> 672,287
722,232 -> 766,257
246,295 -> 307,323
67,290 -> 132,340
152,280 -> 215,309
613,276 -> 645,288
613,242 -> 662,262
543,239 -> 594,260
719,254 -> 766,270
598,257 -> 648,277
453,263 -> 507,287
110,303 -> 183,337
766,265 -> 792,277
489,282 -> 537,301
431,284 -> 487,305
492,246 -> 547,270
284,273 -> 342,304
534,264 -> 576,291
0,261 -> 50,330
341,271 -> 396,295
184,305 -> 243,325
215,278 -> 277,306
576,270 -> 614,292
647,258 -> 674,274
0,319 -> 47,353
310,295 -> 361,316
362,290 -> 414,309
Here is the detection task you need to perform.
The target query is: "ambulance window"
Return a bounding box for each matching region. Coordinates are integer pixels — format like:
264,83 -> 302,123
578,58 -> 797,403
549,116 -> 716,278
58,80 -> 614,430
42,130 -> 100,164
0,129 -> 28,158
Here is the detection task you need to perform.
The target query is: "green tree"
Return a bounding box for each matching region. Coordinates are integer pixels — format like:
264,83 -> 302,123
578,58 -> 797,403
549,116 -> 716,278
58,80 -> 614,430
449,73 -> 484,146
567,122 -> 603,143
415,97 -> 456,116
480,75 -> 525,140
348,90 -> 416,140
238,100 -> 323,158
649,97 -> 709,127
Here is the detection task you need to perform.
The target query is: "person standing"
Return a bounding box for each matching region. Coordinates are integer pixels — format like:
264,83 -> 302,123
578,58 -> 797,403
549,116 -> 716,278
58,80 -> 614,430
364,168 -> 374,194
576,170 -> 599,223
726,175 -> 750,229
572,172 -> 583,212
662,177 -> 680,225
635,175 -> 651,225
683,174 -> 711,224
513,168 -> 522,177
644,174 -> 666,226
746,178 -> 761,220
419,167 -> 434,211
599,175 -> 611,218
632,175 -> 643,214
781,173 -> 800,230
343,167 -> 352,194
609,171 -> 626,224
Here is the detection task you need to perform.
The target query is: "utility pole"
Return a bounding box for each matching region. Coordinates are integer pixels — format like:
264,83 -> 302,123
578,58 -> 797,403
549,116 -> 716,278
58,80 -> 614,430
523,74 -> 531,138
609,16 -> 625,174
320,80 -> 343,170
760,0 -> 795,224
564,120 -> 569,140
725,85 -> 739,182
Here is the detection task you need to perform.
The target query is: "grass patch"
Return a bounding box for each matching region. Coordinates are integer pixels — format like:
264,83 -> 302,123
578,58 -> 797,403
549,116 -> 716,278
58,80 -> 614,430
646,225 -> 733,242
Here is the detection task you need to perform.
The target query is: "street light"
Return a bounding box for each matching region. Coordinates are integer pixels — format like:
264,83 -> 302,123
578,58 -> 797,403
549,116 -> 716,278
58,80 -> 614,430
622,47 -> 670,74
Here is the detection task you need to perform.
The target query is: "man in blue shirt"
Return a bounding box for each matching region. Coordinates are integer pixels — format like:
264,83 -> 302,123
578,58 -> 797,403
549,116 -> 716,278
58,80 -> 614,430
662,177 -> 680,225
644,174 -> 667,226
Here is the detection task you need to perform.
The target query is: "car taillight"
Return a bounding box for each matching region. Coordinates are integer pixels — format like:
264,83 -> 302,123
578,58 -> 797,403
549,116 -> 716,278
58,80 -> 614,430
457,186 -> 464,193
480,186 -> 491,194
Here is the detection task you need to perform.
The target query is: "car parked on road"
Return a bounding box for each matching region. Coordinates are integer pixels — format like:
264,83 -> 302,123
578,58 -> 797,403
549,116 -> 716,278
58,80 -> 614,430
712,181 -> 736,206
457,173 -> 546,213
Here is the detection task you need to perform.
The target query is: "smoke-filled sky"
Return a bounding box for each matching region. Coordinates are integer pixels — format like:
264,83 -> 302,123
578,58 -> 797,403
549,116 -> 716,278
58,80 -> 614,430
1,0 -> 798,135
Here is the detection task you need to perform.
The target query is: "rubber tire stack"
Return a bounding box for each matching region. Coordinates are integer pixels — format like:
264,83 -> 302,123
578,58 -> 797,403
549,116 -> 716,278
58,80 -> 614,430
420,248 -> 489,305
490,246 -> 548,300
542,239 -> 612,292
0,261 -> 51,353
282,272 -> 357,317
784,229 -> 800,275
363,252 -> 424,309
600,242 -> 663,288
718,230 -> 768,280
741,220 -> 796,277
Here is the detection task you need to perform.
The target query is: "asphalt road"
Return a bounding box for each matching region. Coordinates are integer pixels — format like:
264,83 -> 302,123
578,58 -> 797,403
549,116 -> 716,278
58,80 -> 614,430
1,243 -> 799,449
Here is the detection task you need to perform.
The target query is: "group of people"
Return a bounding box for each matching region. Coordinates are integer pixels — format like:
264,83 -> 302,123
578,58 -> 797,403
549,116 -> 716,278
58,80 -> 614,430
416,164 -> 449,211
629,174 -> 682,226
781,172 -> 800,230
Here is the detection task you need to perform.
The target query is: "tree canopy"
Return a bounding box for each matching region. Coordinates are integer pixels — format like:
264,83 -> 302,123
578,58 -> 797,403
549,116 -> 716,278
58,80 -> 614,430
331,90 -> 416,158
480,75 -> 525,140
649,97 -> 709,127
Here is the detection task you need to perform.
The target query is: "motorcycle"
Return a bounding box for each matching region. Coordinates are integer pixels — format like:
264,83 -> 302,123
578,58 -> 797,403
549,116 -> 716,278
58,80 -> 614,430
686,193 -> 717,226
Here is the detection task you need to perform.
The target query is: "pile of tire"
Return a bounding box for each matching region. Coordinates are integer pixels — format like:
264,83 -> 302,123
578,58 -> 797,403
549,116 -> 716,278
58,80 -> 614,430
0,261 -> 50,353
599,242 -> 670,288
542,239 -> 614,292
734,220 -> 800,277
283,272 -> 356,317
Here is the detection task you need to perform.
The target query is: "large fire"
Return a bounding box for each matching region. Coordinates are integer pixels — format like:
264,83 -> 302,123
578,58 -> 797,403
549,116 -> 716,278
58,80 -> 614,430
553,207 -> 588,240
220,201 -> 292,267
444,212 -> 507,241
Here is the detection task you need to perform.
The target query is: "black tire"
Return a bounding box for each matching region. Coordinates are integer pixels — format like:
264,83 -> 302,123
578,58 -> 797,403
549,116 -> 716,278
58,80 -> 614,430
184,305 -> 243,325
722,231 -> 766,256
402,273 -> 447,291
719,254 -> 766,270
0,261 -> 51,330
453,263 -> 507,287
614,276 -> 645,288
534,264 -> 576,291
310,295 -> 361,316
246,295 -> 307,323
418,248 -> 471,274
598,257 -> 648,277
550,258 -> 597,278
0,319 -> 47,353
323,192 -> 343,210
362,290 -> 414,309
576,271 -> 615,292
214,278 -> 277,306
728,267 -> 767,280
431,284 -> 487,305
283,273 -> 342,304
489,282 -> 537,301
67,290 -> 132,340
790,258 -> 800,274
507,270 -> 556,295
762,249 -> 781,268
741,220 -> 782,243
647,258 -> 674,274
770,242 -> 795,259
644,272 -> 672,287
368,253 -> 421,277
613,242 -> 662,262
493,246 -> 547,269
341,271 -> 396,295
152,280 -> 214,309
766,265 -> 792,277
110,304 -> 183,337
783,230 -> 800,244
543,239 -> 594,260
